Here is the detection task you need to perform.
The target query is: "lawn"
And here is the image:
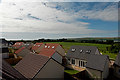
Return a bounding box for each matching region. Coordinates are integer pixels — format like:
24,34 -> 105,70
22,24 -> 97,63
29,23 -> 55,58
64,69 -> 80,75
45,42 -> 117,60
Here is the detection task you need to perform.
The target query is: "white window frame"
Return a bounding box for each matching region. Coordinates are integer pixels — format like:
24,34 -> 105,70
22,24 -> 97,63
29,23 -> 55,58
71,58 -> 75,65
79,60 -> 87,68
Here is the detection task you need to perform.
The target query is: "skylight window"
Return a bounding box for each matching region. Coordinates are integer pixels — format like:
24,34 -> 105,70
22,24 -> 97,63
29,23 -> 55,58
38,45 -> 40,47
80,50 -> 83,53
72,49 -> 76,52
45,46 -> 47,48
48,46 -> 50,48
52,46 -> 55,49
86,50 -> 91,54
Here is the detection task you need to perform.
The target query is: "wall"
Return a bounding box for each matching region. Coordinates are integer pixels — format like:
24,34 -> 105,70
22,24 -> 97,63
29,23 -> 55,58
114,66 -> 120,78
34,59 -> 64,78
86,68 -> 101,79
102,58 -> 109,79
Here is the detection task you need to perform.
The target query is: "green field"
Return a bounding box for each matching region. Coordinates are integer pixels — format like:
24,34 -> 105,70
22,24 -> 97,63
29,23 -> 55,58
45,42 -> 117,60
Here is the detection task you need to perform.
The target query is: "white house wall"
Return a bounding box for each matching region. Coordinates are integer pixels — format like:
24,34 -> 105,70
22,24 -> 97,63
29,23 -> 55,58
34,59 -> 64,78
52,52 -> 62,64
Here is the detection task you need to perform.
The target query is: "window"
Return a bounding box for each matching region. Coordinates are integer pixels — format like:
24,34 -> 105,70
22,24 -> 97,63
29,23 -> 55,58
45,46 -> 47,48
52,46 -> 55,49
38,45 -> 40,47
72,59 -> 75,65
86,50 -> 91,54
79,60 -> 87,67
48,46 -> 50,48
68,58 -> 70,61
119,69 -> 120,73
72,49 -> 76,52
80,50 -> 83,53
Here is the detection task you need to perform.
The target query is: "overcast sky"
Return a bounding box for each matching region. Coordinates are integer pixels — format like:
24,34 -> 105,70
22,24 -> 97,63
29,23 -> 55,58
0,0 -> 119,40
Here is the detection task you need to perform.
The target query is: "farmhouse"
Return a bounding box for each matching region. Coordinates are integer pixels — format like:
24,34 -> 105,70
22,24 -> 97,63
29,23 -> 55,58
36,43 -> 65,56
114,53 -> 120,78
31,43 -> 44,53
12,42 -> 24,49
66,46 -> 109,79
15,53 -> 64,79
15,47 -> 32,57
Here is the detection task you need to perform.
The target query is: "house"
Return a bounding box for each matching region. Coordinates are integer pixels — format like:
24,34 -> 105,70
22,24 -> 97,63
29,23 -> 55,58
12,42 -> 24,49
36,43 -> 65,57
66,46 -> 109,79
38,49 -> 62,64
67,46 -> 101,55
15,53 -> 64,79
0,38 -> 8,47
15,47 -> 32,57
24,42 -> 34,49
0,47 -> 9,58
31,43 -> 45,53
0,59 -> 27,80
114,53 -> 120,78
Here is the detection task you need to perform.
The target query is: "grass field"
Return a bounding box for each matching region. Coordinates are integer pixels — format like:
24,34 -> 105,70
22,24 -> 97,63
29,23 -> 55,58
45,42 -> 117,60
64,69 -> 80,75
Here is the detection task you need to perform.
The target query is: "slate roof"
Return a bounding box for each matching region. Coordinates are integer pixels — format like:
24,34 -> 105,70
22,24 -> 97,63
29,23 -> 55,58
38,49 -> 55,57
15,47 -> 32,57
86,54 -> 109,71
1,59 -> 27,80
114,53 -> 120,67
15,53 -> 50,79
24,42 -> 34,49
66,46 -> 108,71
67,46 -> 100,56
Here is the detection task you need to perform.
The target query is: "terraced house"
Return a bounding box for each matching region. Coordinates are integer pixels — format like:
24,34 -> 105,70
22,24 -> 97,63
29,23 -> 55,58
15,53 -> 64,79
12,42 -> 24,49
66,46 -> 109,79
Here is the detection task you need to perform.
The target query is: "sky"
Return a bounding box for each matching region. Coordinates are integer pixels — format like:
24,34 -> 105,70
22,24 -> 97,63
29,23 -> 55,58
0,0 -> 119,40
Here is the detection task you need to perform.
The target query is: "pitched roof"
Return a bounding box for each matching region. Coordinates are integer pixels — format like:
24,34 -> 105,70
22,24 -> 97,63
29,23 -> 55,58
43,43 -> 60,49
31,43 -> 43,51
15,47 -> 25,54
13,42 -> 24,49
38,49 -> 55,57
24,42 -> 34,49
15,47 -> 32,57
66,46 -> 108,71
1,59 -> 27,80
86,54 -> 109,71
15,53 -> 50,78
114,53 -> 120,67
67,46 -> 100,56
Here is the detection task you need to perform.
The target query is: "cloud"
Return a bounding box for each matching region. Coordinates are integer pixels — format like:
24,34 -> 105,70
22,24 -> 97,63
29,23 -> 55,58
0,1 -> 118,36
